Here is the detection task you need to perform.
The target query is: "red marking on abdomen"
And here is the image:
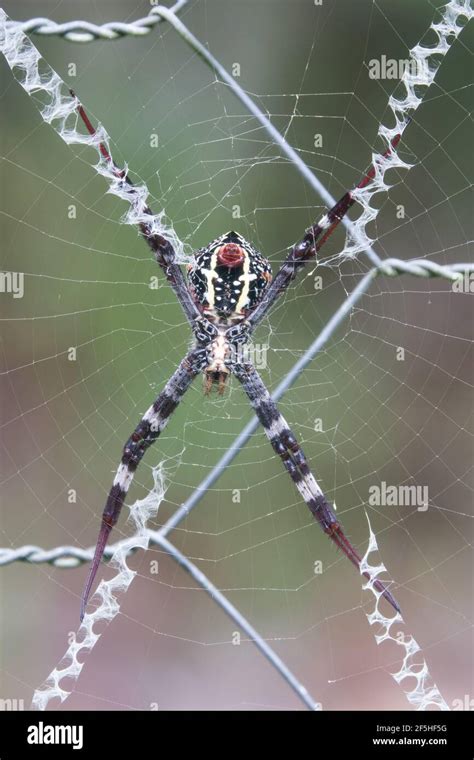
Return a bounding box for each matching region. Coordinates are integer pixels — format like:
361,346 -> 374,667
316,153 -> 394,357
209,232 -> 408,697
217,243 -> 245,268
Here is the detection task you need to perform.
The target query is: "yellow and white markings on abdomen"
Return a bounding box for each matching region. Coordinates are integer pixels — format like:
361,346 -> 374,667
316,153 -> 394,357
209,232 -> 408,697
235,248 -> 257,314
201,246 -> 257,319
201,249 -> 219,310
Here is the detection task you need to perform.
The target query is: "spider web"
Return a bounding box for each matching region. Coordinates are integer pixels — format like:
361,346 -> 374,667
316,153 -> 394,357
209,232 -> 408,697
0,0 -> 472,711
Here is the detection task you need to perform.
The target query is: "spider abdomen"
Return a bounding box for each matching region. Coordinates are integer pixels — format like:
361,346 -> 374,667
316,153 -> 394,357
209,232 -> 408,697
187,230 -> 272,320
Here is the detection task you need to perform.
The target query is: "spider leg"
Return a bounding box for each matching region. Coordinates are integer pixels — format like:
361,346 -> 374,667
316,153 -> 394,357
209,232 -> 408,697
232,361 -> 401,614
80,348 -> 206,621
246,131 -> 404,333
70,90 -> 201,329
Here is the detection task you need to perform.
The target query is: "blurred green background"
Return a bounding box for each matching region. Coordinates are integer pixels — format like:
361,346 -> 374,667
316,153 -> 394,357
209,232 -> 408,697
1,0 -> 472,710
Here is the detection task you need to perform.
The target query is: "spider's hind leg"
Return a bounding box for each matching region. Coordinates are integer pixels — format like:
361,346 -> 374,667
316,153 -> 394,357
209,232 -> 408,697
233,361 -> 401,615
80,349 -> 203,621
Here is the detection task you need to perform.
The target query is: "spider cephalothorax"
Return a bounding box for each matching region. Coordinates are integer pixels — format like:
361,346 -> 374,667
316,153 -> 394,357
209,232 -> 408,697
71,92 -> 402,622
187,231 -> 272,321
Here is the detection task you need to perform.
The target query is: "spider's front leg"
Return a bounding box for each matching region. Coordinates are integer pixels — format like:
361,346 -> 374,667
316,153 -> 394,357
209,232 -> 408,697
246,130 -> 404,332
71,91 -> 202,329
80,346 -> 207,620
230,360 -> 401,614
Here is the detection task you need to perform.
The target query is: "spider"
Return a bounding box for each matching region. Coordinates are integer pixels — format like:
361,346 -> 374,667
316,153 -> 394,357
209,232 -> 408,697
73,92 -> 402,622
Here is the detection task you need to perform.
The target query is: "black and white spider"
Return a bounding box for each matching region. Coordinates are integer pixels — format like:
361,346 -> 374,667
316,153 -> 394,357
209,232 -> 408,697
74,92 -> 402,622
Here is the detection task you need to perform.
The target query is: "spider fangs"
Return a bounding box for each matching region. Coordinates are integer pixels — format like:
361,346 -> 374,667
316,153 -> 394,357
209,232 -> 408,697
187,230 -> 272,395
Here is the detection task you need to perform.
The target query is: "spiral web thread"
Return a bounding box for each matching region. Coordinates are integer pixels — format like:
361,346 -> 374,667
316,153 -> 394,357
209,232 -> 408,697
0,2 -> 472,711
